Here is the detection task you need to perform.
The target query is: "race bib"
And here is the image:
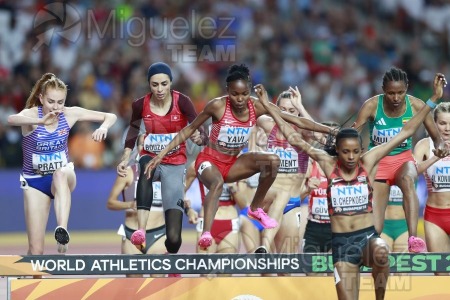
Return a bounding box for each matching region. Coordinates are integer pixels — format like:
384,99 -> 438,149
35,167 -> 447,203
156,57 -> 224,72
372,127 -> 407,147
389,185 -> 403,203
268,147 -> 298,173
312,197 -> 330,220
32,151 -> 67,175
144,133 -> 179,154
330,184 -> 369,214
217,126 -> 251,149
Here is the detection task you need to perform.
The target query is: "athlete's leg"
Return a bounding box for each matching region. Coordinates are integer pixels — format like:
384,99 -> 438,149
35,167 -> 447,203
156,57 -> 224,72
135,156 -> 156,231
362,238 -> 390,300
24,189 -> 51,255
379,232 -> 394,253
261,189 -> 290,252
239,216 -> 262,253
51,165 -> 76,229
393,231 -> 408,253
424,220 -> 450,275
225,152 -> 281,210
333,262 -> 360,300
372,181 -> 390,234
164,209 -> 183,253
274,206 -> 301,254
394,162 -> 419,237
122,238 -> 144,278
197,164 -> 224,234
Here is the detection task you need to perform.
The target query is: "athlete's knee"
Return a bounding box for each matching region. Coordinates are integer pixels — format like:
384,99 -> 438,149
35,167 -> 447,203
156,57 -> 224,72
373,242 -> 389,267
259,154 -> 280,176
209,178 -> 224,195
165,234 -> 182,253
399,173 -> 415,187
52,168 -> 68,184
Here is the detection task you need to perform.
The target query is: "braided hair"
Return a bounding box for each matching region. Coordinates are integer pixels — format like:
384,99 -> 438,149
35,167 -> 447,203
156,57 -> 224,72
324,128 -> 362,156
226,64 -> 251,87
382,67 -> 409,89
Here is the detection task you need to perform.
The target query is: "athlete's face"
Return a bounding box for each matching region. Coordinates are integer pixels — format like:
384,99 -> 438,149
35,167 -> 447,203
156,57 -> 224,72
227,80 -> 251,111
278,97 -> 299,116
382,80 -> 408,109
149,74 -> 171,101
436,112 -> 450,142
336,138 -> 362,170
40,88 -> 66,115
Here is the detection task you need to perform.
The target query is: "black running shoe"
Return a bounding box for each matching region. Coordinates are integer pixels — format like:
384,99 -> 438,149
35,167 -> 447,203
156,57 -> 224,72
54,226 -> 70,245
254,246 -> 268,254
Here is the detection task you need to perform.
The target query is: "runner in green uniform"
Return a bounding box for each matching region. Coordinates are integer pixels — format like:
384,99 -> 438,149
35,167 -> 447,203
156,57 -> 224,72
352,67 -> 442,252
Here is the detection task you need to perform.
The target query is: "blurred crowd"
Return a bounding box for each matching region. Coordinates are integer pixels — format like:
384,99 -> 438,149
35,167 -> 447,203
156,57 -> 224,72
0,0 -> 449,168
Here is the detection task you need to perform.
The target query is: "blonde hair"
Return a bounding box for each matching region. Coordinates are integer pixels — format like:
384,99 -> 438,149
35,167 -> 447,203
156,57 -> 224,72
25,73 -> 67,109
433,102 -> 450,121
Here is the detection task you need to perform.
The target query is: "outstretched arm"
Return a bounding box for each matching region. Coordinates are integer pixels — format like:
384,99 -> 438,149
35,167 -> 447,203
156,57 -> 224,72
414,138 -> 450,174
66,106 -> 117,141
414,98 -> 443,149
254,84 -> 334,169
363,73 -> 447,172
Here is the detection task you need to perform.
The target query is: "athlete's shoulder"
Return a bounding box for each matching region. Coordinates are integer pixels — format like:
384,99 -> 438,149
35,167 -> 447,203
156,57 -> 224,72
173,90 -> 191,102
407,95 -> 426,111
365,95 -> 380,106
206,96 -> 226,107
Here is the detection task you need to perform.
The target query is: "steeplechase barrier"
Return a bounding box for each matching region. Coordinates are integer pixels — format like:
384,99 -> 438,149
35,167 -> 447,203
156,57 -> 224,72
2,253 -> 450,299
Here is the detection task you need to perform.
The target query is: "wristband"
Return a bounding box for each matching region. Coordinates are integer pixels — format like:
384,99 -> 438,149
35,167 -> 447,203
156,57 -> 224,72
426,99 -> 437,109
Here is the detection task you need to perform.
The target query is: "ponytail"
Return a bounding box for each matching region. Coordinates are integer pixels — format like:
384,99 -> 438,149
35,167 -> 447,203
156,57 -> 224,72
25,73 -> 67,109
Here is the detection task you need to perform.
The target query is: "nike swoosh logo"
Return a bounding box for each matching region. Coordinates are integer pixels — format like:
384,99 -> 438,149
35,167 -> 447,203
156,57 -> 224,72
366,233 -> 374,239
37,133 -> 46,138
154,233 -> 164,239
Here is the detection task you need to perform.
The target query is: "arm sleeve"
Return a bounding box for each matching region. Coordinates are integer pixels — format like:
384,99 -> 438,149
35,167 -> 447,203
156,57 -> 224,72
178,93 -> 209,145
124,97 -> 144,149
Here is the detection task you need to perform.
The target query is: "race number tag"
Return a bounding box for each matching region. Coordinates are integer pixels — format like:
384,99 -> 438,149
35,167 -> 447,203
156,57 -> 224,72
144,133 -> 179,154
32,151 -> 67,175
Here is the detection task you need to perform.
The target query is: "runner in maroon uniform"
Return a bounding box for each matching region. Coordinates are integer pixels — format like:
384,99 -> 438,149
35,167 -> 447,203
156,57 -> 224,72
117,62 -> 207,259
254,74 -> 446,300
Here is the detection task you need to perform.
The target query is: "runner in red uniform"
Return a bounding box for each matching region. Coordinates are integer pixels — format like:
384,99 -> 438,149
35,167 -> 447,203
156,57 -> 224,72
144,64 -> 333,250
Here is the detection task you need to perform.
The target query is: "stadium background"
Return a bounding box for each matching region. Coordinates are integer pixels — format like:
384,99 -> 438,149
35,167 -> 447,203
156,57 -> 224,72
0,0 -> 450,255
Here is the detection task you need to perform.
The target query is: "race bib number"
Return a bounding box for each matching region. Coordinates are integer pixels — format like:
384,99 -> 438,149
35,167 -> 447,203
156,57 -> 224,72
144,133 -> 179,154
330,184 -> 369,214
431,163 -> 450,189
217,126 -> 251,149
268,147 -> 298,173
372,127 -> 407,148
32,151 -> 67,175
312,197 -> 330,220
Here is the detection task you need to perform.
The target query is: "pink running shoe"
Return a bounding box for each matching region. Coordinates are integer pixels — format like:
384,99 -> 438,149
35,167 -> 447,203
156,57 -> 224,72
408,236 -> 427,253
130,229 -> 146,251
198,231 -> 213,250
247,208 -> 278,229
